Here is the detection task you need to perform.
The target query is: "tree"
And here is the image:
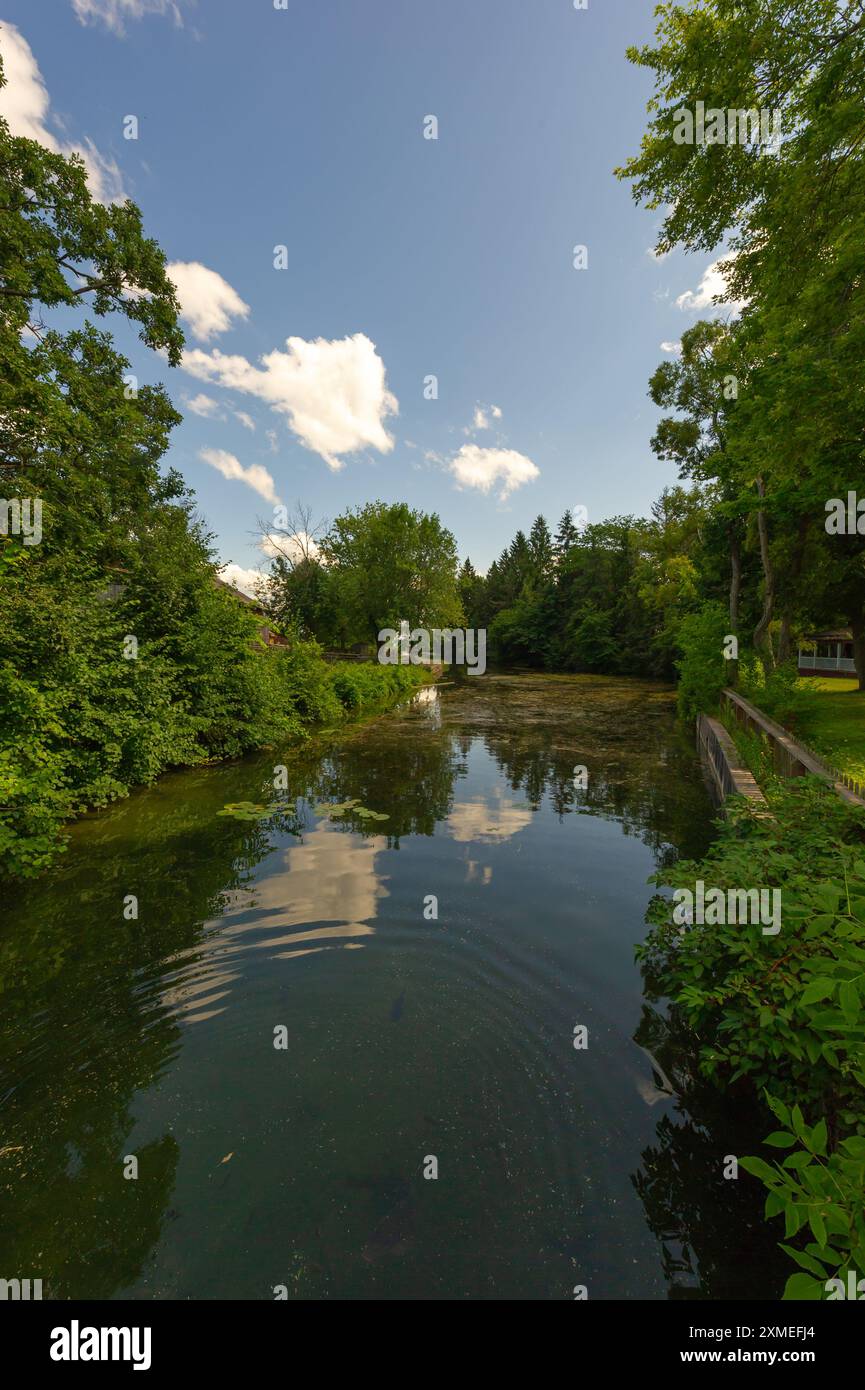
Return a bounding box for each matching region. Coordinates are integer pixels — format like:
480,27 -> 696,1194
527,515 -> 554,583
458,558 -> 487,630
648,320 -> 745,668
259,503 -> 335,641
320,502 -> 463,645
618,0 -> 865,680
554,510 -> 579,560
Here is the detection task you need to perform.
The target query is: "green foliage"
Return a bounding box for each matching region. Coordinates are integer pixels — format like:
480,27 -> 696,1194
740,1095 -> 865,1300
642,778 -> 865,1295
738,658 -> 821,738
476,506 -> 713,678
329,661 -> 425,712
674,601 -> 729,720
316,502 -> 463,647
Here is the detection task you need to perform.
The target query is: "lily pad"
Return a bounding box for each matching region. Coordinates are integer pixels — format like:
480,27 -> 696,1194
313,799 -> 389,822
217,801 -> 277,822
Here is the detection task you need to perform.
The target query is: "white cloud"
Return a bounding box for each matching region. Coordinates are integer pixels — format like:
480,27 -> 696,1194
265,430 -> 278,454
260,531 -> 321,565
676,259 -> 746,313
168,262 -> 250,342
199,447 -> 279,505
217,562 -> 267,600
183,333 -> 398,471
0,24 -> 124,202
71,0 -> 183,35
660,341 -> 682,355
448,445 -> 539,500
186,392 -> 222,418
465,402 -> 503,435
234,410 -> 256,432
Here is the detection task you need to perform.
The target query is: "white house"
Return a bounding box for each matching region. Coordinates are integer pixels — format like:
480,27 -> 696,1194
797,629 -> 856,677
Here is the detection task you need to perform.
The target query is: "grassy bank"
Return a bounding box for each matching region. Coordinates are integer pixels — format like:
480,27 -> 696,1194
0,636 -> 429,882
797,678 -> 865,787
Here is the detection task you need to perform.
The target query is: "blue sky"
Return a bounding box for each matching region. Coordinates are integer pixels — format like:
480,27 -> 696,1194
0,0 -> 728,587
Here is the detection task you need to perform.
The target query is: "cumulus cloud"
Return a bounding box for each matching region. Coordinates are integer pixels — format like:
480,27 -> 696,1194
234,410 -> 256,432
168,262 -> 250,342
660,341 -> 682,355
217,562 -> 268,600
448,444 -> 539,500
185,392 -> 222,418
0,24 -> 124,202
71,0 -> 184,35
183,333 -> 398,471
199,447 -> 279,505
676,259 -> 746,313
260,531 -> 322,565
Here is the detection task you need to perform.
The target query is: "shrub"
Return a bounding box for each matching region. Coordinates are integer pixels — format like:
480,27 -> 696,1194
738,656 -> 820,738
641,778 -> 865,1298
674,600 -> 730,720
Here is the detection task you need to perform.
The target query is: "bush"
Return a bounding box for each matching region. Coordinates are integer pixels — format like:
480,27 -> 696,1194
641,778 -> 865,1298
331,661 -> 427,711
738,656 -> 820,738
674,600 -> 730,720
0,589 -> 429,880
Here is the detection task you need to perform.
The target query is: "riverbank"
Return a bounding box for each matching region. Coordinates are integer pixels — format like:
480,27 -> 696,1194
0,653 -> 430,882
650,702 -> 865,1299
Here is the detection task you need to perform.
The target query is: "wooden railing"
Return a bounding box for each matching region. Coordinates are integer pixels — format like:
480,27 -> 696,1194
721,689 -> 865,807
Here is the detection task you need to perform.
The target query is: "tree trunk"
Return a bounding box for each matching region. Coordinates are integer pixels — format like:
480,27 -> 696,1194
752,478 -> 776,671
777,515 -> 810,665
728,525 -> 741,685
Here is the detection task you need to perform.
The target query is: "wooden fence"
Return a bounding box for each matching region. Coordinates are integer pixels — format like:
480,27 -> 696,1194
720,688 -> 865,808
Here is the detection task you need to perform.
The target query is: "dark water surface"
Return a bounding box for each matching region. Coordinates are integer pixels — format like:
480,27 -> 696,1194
0,674 -> 786,1300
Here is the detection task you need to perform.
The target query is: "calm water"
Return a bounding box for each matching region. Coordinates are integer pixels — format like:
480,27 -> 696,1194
0,674 -> 787,1300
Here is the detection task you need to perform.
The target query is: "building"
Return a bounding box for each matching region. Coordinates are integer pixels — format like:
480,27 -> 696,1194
797,629 -> 856,677
213,577 -> 290,648
98,570 -> 289,650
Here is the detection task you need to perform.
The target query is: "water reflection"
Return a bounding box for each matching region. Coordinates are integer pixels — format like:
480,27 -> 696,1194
0,675 -> 782,1299
447,788 -> 532,843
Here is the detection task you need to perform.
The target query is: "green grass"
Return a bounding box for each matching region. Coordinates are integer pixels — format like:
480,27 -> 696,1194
797,676 -> 865,784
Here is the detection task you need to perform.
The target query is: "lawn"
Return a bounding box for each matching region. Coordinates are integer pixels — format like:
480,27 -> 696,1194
798,676 -> 865,785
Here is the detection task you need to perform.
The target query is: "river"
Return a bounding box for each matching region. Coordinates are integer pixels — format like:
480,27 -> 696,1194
0,673 -> 786,1299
